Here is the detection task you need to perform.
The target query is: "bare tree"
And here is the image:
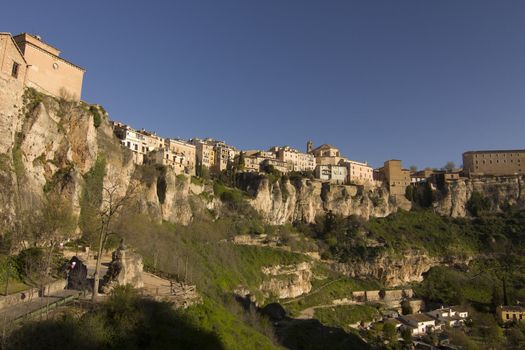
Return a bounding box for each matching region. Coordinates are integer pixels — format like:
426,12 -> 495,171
92,180 -> 136,301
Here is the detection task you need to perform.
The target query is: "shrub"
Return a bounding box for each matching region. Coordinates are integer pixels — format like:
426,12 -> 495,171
467,191 -> 491,217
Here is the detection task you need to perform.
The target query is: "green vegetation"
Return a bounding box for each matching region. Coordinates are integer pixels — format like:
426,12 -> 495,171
118,215 -> 310,299
313,304 -> 379,330
79,156 -> 106,247
4,286 -> 229,350
366,210 -> 480,257
284,277 -> 381,315
89,105 -> 102,128
184,298 -> 278,349
467,191 -> 491,217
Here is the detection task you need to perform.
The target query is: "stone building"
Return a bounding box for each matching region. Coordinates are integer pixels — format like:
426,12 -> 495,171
237,150 -> 277,173
314,164 -> 347,184
147,148 -> 186,174
310,144 -> 344,165
13,33 -> 84,100
165,139 -> 196,176
273,146 -> 315,172
190,138 -> 216,170
0,33 -> 28,154
261,158 -> 289,174
308,142 -> 373,185
463,150 -> 525,177
0,33 -> 27,87
378,160 -> 411,196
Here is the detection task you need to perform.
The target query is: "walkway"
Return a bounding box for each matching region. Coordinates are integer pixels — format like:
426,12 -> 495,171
0,290 -> 82,325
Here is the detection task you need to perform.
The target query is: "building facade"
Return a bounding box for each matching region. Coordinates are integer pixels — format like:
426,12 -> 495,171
378,160 -> 411,196
310,144 -> 344,166
497,305 -> 525,323
274,146 -> 316,172
190,138 -> 216,170
13,33 -> 84,100
463,150 -> 525,176
343,159 -> 374,185
314,165 -> 347,184
165,139 -> 196,176
0,33 -> 27,87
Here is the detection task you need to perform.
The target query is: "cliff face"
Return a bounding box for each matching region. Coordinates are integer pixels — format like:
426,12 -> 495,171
331,251 -> 471,287
240,175 -> 410,225
0,90 -> 212,229
435,176 -> 525,217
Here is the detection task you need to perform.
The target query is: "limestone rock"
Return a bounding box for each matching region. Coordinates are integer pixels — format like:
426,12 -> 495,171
101,245 -> 144,293
259,262 -> 313,299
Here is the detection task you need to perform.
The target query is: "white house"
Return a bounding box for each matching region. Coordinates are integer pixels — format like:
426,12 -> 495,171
427,306 -> 469,327
399,313 -> 437,335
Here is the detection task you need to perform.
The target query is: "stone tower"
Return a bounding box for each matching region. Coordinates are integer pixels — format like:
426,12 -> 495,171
306,140 -> 313,153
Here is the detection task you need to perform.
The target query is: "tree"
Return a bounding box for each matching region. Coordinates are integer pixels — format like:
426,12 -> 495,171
237,151 -> 245,171
409,165 -> 417,173
91,180 -> 136,301
443,161 -> 455,172
382,322 -> 398,344
37,194 -> 76,280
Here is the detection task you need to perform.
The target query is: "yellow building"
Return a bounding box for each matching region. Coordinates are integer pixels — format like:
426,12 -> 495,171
463,150 -> 525,177
190,138 -> 216,170
497,305 -> 525,323
342,159 -> 374,185
165,139 -> 196,176
13,33 -> 84,100
273,146 -> 316,172
310,144 -> 344,165
378,160 -> 411,196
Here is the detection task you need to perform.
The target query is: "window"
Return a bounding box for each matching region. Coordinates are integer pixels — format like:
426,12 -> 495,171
11,62 -> 20,78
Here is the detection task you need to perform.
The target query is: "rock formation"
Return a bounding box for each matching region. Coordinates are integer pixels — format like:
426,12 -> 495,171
331,251 -> 471,287
101,243 -> 144,293
435,175 -> 525,217
259,262 -> 313,299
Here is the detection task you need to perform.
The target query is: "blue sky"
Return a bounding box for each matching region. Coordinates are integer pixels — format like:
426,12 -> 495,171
3,1 -> 525,168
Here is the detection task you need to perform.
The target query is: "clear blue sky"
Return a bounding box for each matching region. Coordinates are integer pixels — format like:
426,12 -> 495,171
3,1 -> 525,168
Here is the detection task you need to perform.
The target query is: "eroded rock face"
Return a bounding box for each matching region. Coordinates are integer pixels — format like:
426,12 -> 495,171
435,176 -> 525,217
241,175 -> 406,225
259,262 -> 313,299
332,251 -> 455,287
101,245 -> 144,293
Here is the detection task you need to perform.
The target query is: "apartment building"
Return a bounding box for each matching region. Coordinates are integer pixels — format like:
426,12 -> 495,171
314,164 -> 347,184
273,146 -> 316,172
165,139 -> 196,176
343,159 -> 374,185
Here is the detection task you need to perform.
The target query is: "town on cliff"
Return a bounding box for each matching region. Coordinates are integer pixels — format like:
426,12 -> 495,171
2,31 -> 523,196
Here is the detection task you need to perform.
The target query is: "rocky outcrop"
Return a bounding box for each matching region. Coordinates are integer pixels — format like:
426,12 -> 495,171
240,174 -> 407,225
259,262 -> 313,299
435,176 -> 525,217
101,244 -> 144,293
331,251 -> 471,287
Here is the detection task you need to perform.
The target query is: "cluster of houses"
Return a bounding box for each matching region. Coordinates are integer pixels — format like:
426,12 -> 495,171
110,121 -> 385,186
2,32 -> 524,195
382,305 -> 470,337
